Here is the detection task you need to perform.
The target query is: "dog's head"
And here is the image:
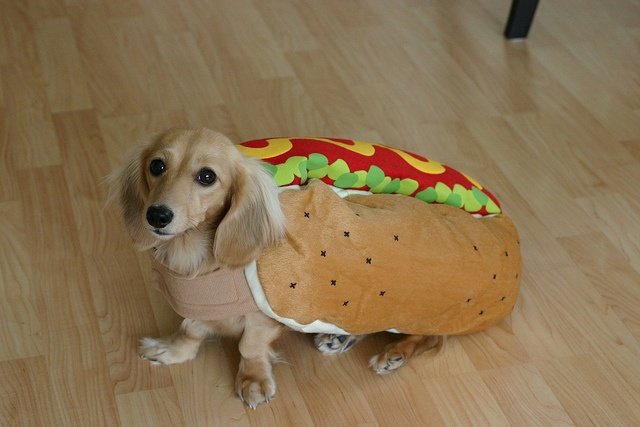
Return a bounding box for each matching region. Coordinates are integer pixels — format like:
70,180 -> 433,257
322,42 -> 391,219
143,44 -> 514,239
110,128 -> 284,269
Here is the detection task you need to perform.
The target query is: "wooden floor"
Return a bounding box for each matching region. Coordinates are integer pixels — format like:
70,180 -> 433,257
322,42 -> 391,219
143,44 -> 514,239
1,0 -> 640,425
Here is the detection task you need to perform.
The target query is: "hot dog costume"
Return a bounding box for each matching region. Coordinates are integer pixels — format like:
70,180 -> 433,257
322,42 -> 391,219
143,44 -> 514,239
151,138 -> 521,336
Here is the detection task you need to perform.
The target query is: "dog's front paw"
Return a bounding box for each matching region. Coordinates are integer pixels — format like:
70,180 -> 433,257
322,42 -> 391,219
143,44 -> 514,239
368,351 -> 407,375
138,337 -> 198,365
235,372 -> 276,409
314,334 -> 361,355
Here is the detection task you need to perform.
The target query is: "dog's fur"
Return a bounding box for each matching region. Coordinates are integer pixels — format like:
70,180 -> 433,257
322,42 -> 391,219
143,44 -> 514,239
110,128 -> 444,408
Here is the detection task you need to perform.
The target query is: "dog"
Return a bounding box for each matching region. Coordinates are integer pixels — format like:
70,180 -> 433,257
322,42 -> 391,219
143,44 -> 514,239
109,128 -> 447,408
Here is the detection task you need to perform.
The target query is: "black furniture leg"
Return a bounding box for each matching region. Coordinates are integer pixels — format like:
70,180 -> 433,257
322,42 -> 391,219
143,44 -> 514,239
504,0 -> 540,39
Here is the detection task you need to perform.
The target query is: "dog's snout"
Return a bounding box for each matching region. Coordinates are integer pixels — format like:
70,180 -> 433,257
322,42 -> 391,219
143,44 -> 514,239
146,205 -> 174,228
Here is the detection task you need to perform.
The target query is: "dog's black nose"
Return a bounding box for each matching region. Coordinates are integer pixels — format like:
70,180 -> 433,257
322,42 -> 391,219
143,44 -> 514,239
146,205 -> 174,228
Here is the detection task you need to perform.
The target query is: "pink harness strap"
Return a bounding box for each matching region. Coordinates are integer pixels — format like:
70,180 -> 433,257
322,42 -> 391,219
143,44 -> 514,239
151,258 -> 258,321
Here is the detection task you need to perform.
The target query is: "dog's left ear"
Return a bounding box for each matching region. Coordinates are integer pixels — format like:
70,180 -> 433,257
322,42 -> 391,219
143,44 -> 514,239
213,156 -> 285,269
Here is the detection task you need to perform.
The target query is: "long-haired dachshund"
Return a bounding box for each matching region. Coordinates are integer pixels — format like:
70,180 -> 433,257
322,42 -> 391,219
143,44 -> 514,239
110,128 -> 445,408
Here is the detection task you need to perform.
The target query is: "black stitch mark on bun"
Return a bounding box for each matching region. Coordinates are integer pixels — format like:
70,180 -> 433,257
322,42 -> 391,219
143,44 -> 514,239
501,296 -> 506,301
344,231 -> 350,237
379,291 -> 386,296
493,274 -> 497,279
330,280 -> 337,286
366,258 -> 372,264
479,310 -> 484,315
290,283 -> 296,289
505,251 -> 509,256
304,212 -> 310,218
343,301 -> 349,306
394,235 -> 399,241
321,250 -> 327,257
466,298 -> 472,303
473,245 -> 478,251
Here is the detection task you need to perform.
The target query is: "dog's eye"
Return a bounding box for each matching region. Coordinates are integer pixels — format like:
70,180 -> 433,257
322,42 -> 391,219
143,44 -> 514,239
196,168 -> 216,186
149,159 -> 166,176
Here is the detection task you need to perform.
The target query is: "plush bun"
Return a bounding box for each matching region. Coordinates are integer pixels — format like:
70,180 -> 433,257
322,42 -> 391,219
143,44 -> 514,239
253,181 -> 520,335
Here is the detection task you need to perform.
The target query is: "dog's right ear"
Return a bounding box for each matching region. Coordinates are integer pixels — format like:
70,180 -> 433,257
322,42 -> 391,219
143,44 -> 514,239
107,139 -> 156,250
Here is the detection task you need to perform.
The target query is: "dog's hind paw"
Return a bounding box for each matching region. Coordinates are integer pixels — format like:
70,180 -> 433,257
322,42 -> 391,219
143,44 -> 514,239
369,352 -> 406,374
314,334 -> 362,355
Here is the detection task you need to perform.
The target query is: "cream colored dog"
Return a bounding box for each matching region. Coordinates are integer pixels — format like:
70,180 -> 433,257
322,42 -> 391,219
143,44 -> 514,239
110,128 -> 444,408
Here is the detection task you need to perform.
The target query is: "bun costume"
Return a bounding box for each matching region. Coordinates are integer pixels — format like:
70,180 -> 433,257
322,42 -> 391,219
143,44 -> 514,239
151,138 -> 521,336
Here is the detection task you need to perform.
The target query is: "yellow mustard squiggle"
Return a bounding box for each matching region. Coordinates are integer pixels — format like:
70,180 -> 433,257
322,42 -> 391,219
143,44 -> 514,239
236,138 -> 293,159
